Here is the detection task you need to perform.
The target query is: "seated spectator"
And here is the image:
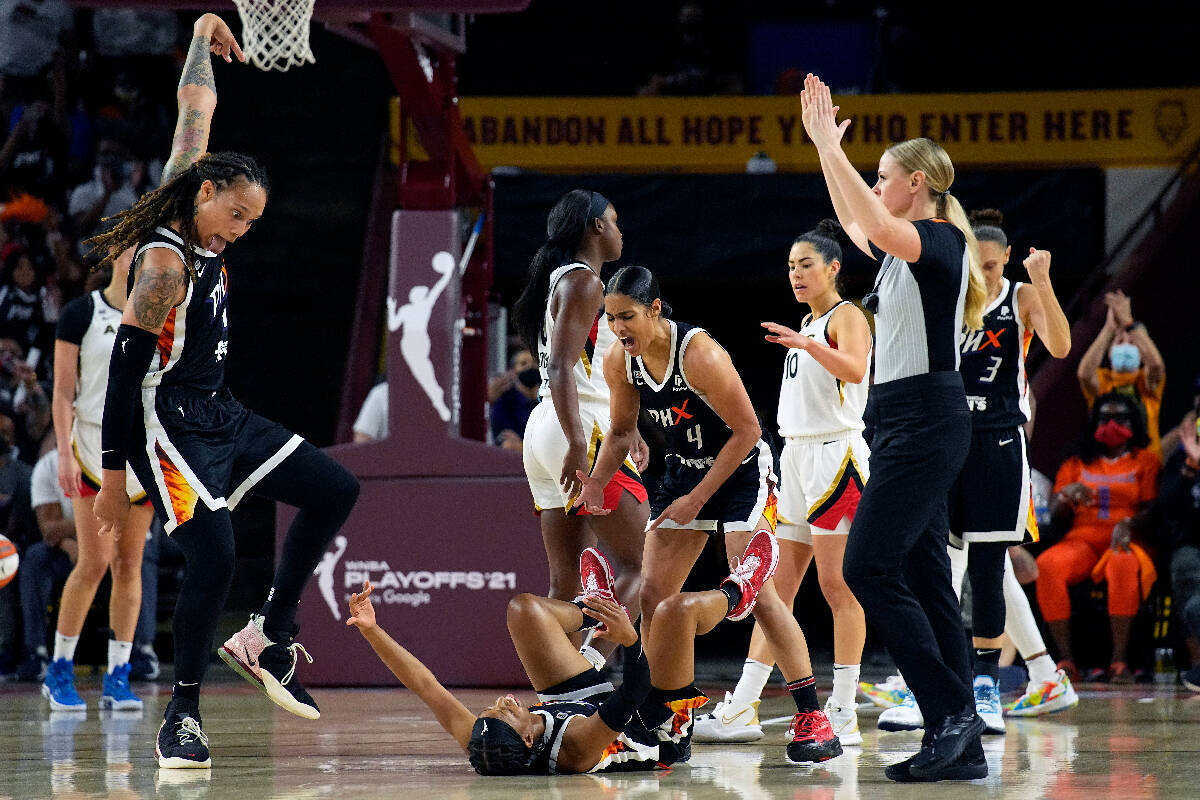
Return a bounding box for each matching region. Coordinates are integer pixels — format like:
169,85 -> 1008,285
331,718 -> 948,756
1157,381 -> 1200,691
1161,372 -> 1200,461
1037,392 -> 1160,683
0,336 -> 50,463
352,378 -> 388,443
0,411 -> 33,678
16,447 -> 74,680
488,348 -> 537,451
1076,290 -> 1166,459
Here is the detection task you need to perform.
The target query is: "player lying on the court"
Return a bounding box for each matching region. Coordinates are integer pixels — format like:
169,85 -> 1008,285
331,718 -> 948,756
345,533 -> 780,774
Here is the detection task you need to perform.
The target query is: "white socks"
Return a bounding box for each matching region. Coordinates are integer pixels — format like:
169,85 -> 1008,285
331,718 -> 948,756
832,663 -> 860,708
1026,653 -> 1057,686
108,640 -> 133,675
53,633 -> 80,663
732,658 -> 773,706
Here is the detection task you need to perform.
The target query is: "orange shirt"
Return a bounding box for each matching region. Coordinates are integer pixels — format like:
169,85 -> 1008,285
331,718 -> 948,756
1053,448 -> 1159,548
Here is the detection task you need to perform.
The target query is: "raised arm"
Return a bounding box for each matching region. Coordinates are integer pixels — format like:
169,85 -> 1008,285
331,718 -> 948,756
801,73 -> 921,262
1107,290 -> 1165,393
1076,305 -> 1119,400
1018,248 -> 1071,359
346,582 -> 477,750
160,13 -> 245,186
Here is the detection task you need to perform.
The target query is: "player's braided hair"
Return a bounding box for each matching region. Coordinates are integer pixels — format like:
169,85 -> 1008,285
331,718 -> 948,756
85,152 -> 269,282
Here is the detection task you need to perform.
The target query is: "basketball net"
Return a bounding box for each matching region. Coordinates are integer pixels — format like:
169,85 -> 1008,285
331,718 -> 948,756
232,0 -> 317,72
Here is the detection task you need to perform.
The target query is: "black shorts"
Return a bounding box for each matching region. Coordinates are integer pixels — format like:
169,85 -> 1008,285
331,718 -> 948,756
948,425 -> 1031,547
128,385 -> 303,533
651,444 -> 777,533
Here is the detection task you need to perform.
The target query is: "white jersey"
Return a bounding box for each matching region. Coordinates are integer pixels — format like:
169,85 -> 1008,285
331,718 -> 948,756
536,263 -> 613,412
56,289 -> 123,426
776,301 -> 869,439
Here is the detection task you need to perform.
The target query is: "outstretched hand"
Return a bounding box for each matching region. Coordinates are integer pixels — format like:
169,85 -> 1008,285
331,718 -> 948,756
800,73 -> 851,151
572,470 -> 610,515
193,13 -> 245,63
346,581 -> 378,631
761,321 -> 811,350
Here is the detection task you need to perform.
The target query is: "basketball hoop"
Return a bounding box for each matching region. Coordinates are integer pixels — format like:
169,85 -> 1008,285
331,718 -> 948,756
232,0 -> 317,72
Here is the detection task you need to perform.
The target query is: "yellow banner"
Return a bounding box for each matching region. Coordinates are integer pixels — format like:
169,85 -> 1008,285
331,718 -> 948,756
448,90 -> 1200,172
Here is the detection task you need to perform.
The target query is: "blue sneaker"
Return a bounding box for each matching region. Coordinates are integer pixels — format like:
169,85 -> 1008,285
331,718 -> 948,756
42,658 -> 86,711
101,664 -> 143,711
973,674 -> 1005,735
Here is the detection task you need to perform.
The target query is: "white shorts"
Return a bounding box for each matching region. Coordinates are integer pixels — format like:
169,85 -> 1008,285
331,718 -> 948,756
72,420 -> 147,501
776,432 -> 869,545
522,399 -> 644,512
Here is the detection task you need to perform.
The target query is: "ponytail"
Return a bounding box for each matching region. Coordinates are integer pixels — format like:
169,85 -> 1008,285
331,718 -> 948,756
511,189 -> 610,353
938,192 -> 986,331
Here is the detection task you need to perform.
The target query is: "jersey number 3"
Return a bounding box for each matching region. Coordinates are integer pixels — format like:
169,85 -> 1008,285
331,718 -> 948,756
978,355 -> 1002,383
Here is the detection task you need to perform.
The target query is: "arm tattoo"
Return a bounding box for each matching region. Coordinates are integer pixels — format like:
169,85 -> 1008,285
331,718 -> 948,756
161,108 -> 206,185
179,34 -> 216,94
131,259 -> 186,332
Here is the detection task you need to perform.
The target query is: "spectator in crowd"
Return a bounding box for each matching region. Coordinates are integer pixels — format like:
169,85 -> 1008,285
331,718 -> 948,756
0,336 -> 50,462
0,94 -> 69,205
0,245 -> 52,353
636,3 -> 742,96
67,137 -> 141,249
352,378 -> 388,443
0,410 -> 33,678
16,447 -> 74,680
1037,391 -> 1160,683
1156,378 -> 1200,691
1076,290 -> 1166,460
488,347 -> 538,450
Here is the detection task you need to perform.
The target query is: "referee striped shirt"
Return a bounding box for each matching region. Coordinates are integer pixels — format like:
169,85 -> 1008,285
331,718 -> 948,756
868,219 -> 969,384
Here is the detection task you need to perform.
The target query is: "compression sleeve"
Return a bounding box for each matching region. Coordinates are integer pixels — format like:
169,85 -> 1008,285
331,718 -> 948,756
597,641 -> 651,732
100,324 -> 158,471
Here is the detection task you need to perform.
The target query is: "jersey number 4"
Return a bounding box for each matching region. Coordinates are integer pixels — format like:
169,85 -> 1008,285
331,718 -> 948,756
686,424 -> 703,450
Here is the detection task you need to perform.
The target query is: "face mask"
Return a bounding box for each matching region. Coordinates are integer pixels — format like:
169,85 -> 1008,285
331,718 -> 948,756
1109,342 -> 1141,372
1094,419 -> 1133,448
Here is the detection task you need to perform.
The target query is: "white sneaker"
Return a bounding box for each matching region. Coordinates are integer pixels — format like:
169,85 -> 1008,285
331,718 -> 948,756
691,692 -> 764,743
859,673 -> 909,709
973,674 -> 1005,734
876,689 -> 923,731
823,698 -> 862,746
1005,668 -> 1080,717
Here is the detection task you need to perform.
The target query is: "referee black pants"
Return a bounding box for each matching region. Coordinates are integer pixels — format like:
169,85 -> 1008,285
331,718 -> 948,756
844,372 -> 973,730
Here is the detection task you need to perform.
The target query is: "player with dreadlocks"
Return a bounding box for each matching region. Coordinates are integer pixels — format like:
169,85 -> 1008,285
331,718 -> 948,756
89,12 -> 360,769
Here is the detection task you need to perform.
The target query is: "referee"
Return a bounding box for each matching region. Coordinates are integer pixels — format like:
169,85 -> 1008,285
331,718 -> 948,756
800,74 -> 988,782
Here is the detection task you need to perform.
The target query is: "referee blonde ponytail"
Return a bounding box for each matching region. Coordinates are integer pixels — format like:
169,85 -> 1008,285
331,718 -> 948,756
886,138 -> 986,331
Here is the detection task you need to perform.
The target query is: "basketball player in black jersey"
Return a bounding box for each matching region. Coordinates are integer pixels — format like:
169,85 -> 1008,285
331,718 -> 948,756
576,266 -> 842,764
346,534 -> 778,775
88,13 -> 359,769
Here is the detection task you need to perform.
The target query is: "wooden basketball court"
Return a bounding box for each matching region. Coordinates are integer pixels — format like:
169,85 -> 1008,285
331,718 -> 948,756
4,669 -> 1199,799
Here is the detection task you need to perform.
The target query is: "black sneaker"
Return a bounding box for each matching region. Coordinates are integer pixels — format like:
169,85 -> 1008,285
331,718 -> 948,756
156,699 -> 211,769
907,709 -> 986,780
1182,665 -> 1200,693
886,734 -> 987,782
257,629 -> 320,720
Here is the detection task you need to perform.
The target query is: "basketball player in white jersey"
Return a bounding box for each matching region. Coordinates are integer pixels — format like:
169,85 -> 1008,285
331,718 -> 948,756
42,245 -> 156,713
694,220 -> 871,746
510,190 -> 649,633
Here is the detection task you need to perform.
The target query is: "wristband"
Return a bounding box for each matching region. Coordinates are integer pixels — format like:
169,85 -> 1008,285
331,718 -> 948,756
1124,321 -> 1143,333
101,325 -> 158,470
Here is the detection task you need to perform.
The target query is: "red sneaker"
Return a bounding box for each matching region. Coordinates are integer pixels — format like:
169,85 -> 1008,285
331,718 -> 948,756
722,529 -> 780,621
576,547 -> 618,604
786,708 -> 843,764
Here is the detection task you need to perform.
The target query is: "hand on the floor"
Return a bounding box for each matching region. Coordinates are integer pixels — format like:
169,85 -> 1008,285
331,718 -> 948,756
346,581 -> 377,630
